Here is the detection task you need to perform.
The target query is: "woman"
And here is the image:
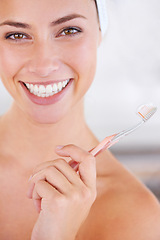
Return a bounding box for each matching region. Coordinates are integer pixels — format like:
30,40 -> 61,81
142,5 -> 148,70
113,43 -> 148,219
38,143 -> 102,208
0,0 -> 160,239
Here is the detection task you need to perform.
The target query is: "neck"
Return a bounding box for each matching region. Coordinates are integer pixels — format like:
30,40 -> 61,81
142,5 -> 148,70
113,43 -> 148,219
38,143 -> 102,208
0,100 -> 98,169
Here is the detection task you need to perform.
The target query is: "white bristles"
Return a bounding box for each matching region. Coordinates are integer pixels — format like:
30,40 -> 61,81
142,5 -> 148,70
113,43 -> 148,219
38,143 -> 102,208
137,104 -> 157,122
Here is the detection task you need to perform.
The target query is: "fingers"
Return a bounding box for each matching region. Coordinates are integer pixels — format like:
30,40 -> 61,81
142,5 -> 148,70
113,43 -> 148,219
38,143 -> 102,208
28,144 -> 97,213
32,179 -> 60,201
31,158 -> 82,186
32,179 -> 62,212
55,145 -> 96,189
28,160 -> 84,199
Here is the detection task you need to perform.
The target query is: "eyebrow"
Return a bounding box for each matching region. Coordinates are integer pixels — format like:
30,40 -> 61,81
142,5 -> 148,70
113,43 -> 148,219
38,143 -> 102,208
0,14 -> 87,29
50,14 -> 87,26
0,21 -> 31,29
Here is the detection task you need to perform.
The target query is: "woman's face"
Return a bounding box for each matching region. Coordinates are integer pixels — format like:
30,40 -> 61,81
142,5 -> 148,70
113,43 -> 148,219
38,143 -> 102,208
0,0 -> 101,124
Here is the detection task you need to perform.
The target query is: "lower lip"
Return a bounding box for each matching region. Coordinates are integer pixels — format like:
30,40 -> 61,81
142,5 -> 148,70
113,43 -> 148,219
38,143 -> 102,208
20,79 -> 73,105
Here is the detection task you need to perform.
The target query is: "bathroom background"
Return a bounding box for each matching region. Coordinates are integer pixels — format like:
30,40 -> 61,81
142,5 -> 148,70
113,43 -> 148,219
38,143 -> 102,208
0,0 -> 160,199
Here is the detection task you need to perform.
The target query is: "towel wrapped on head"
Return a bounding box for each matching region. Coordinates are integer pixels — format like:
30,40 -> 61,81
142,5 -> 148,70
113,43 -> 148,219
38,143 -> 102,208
95,0 -> 108,36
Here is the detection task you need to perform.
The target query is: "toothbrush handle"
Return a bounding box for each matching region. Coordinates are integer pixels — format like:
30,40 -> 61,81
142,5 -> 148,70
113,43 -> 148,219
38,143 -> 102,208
90,135 -> 118,157
111,121 -> 143,142
90,121 -> 144,157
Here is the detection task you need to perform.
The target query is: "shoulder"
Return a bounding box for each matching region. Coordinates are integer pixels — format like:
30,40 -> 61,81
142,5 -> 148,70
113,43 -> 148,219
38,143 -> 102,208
0,115 -> 3,130
96,175 -> 160,239
80,150 -> 160,240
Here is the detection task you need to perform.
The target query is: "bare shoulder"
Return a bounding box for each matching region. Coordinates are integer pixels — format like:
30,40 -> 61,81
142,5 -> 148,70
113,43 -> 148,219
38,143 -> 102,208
0,116 -> 5,153
79,150 -> 160,240
0,115 -> 4,131
0,116 -> 4,151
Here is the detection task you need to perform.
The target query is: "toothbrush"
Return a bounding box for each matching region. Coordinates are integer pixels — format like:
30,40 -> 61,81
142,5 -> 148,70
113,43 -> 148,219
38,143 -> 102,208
90,104 -> 157,157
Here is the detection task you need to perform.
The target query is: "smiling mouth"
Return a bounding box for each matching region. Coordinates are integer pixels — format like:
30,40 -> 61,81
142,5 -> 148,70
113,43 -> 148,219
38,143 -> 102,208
22,79 -> 70,98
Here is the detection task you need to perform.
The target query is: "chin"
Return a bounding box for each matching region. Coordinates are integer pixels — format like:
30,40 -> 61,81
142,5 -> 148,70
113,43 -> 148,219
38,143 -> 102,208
25,104 -> 70,125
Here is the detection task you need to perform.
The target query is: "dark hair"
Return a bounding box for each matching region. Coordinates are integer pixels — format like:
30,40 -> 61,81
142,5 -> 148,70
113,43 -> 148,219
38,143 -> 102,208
93,0 -> 98,15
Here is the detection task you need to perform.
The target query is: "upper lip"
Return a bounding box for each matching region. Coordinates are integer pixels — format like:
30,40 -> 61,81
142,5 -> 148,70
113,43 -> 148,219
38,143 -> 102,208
20,78 -> 72,85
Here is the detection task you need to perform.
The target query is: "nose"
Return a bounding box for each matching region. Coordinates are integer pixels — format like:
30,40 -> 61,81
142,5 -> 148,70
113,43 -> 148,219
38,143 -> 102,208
27,42 -> 60,77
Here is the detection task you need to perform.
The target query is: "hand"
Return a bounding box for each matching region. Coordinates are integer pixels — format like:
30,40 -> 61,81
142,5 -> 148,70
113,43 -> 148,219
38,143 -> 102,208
27,145 -> 97,240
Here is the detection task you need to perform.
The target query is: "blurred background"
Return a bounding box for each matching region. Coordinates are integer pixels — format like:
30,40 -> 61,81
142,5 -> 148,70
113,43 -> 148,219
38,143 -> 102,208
0,0 -> 160,199
85,0 -> 160,200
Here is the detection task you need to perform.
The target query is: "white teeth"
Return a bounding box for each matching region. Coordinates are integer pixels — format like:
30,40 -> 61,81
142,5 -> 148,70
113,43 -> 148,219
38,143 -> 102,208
62,80 -> 67,87
24,79 -> 70,97
46,85 -> 52,94
33,85 -> 39,94
58,82 -> 62,91
30,84 -> 34,93
39,85 -> 46,94
52,83 -> 58,92
50,92 -> 54,96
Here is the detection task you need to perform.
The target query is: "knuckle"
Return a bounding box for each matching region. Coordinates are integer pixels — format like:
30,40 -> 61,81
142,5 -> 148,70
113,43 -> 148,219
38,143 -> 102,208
71,193 -> 79,202
42,166 -> 56,179
54,195 -> 66,208
69,187 -> 96,208
45,166 -> 54,175
70,188 -> 82,203
81,187 -> 92,200
78,152 -> 93,164
66,144 -> 75,148
32,180 -> 43,198
81,152 -> 95,163
81,187 -> 97,203
62,144 -> 75,151
87,154 -> 96,162
53,158 -> 66,166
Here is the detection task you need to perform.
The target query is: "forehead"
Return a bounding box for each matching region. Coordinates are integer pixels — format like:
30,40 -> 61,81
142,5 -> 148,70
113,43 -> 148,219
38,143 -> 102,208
0,0 -> 95,23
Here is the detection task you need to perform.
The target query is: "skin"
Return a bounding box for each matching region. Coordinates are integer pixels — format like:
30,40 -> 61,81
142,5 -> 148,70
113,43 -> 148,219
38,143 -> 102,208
0,0 -> 160,239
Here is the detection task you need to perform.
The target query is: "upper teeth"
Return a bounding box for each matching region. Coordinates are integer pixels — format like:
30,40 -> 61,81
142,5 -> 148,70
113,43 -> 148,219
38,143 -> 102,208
25,79 -> 70,97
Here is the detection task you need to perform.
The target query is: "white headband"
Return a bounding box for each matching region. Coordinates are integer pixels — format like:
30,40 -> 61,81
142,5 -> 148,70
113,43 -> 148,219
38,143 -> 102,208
96,0 -> 108,36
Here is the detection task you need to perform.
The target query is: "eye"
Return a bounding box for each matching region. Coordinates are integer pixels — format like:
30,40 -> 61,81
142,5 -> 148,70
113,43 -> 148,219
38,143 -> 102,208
5,32 -> 31,41
57,27 -> 82,37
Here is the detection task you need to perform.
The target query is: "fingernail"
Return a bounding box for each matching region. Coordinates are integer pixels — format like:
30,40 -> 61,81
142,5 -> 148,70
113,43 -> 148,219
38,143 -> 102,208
28,175 -> 33,182
56,145 -> 64,150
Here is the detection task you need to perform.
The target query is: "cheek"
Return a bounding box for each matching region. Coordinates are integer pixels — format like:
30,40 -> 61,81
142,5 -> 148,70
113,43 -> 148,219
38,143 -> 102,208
69,37 -> 97,69
0,45 -> 24,79
0,45 -> 26,99
0,47 -> 19,76
66,38 -> 97,95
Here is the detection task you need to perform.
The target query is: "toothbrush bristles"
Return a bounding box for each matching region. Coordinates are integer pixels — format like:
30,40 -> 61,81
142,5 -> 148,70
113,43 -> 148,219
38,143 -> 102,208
137,104 -> 157,122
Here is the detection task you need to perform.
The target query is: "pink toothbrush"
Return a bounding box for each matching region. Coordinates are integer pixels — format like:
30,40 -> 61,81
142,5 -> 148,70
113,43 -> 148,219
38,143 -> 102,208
90,104 -> 157,157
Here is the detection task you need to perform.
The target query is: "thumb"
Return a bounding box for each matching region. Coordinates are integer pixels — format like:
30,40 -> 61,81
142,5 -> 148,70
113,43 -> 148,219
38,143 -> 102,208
55,144 -> 96,188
